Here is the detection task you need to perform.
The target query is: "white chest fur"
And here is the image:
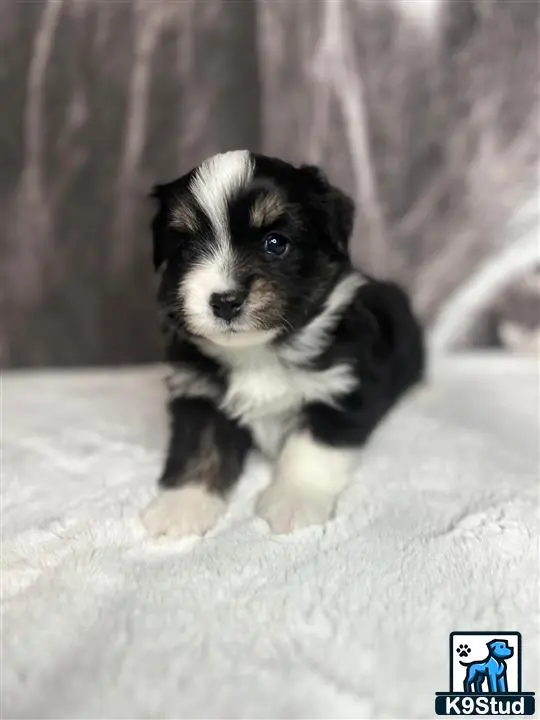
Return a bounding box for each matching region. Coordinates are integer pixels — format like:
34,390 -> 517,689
200,341 -> 357,458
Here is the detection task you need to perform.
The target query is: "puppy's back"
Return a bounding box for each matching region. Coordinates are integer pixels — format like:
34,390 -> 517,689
351,279 -> 425,401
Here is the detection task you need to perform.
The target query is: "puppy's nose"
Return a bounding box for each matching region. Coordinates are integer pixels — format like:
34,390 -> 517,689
210,290 -> 246,321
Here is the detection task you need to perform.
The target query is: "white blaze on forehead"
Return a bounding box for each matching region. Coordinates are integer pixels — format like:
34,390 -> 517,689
189,150 -> 254,247
181,150 -> 254,335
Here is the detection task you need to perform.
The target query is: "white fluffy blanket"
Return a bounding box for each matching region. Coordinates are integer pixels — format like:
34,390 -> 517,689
2,355 -> 538,718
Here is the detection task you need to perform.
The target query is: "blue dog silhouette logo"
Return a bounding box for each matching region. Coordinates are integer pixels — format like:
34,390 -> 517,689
435,631 -> 535,715
458,638 -> 513,693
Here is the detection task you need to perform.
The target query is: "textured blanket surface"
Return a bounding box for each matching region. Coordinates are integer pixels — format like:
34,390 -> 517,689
2,355 -> 538,718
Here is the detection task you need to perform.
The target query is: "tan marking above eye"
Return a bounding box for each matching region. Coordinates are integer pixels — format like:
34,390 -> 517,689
249,192 -> 286,227
170,203 -> 199,233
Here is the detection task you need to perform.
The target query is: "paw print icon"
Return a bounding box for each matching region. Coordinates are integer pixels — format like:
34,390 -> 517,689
456,643 -> 471,658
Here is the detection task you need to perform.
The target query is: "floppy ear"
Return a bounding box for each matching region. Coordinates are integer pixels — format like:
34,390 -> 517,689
149,184 -> 169,272
149,185 -> 167,272
299,164 -> 355,253
150,170 -> 196,271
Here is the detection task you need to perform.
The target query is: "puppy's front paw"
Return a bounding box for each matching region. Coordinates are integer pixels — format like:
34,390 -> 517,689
140,485 -> 225,538
255,484 -> 335,534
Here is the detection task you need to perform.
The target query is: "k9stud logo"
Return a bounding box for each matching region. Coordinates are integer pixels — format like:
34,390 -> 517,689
435,632 -> 535,715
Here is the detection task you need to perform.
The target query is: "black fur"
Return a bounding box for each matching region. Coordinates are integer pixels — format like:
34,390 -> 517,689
305,281 -> 425,447
160,396 -> 252,494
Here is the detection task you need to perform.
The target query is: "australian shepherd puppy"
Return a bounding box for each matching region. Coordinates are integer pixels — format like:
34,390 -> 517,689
141,150 -> 424,536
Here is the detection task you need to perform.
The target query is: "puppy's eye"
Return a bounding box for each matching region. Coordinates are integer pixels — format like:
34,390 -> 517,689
263,232 -> 290,258
170,240 -> 195,263
180,244 -> 196,262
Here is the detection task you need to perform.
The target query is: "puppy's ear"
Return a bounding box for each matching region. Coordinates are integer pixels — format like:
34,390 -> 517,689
150,171 -> 196,271
149,184 -> 170,272
299,165 -> 355,253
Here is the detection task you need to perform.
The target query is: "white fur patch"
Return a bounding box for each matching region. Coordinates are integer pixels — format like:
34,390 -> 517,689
279,273 -> 365,364
180,254 -> 235,337
274,430 -> 353,495
197,338 -> 358,458
256,431 -> 354,533
166,367 -> 220,402
222,352 -> 356,421
189,150 -> 253,249
248,413 -> 298,460
141,486 -> 225,538
204,328 -> 278,349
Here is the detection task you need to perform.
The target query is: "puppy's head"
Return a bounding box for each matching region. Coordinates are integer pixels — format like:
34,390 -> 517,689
151,150 -> 354,347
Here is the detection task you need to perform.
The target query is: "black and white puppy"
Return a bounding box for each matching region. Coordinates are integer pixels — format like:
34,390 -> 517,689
141,150 -> 424,536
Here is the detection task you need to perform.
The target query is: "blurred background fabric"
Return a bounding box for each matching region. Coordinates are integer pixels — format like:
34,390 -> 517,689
1,0 -> 538,368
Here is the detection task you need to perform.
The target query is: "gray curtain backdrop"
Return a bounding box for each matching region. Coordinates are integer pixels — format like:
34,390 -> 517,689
1,0 -> 538,368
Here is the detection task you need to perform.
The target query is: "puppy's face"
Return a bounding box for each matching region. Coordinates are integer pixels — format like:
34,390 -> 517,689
151,151 -> 354,347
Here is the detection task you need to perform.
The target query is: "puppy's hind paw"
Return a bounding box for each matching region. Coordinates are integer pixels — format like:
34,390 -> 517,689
141,485 -> 225,538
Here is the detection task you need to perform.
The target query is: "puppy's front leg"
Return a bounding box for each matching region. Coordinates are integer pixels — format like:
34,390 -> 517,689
256,429 -> 354,534
141,397 -> 252,537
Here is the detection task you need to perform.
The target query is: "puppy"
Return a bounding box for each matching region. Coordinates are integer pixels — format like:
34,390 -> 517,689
141,150 -> 424,536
